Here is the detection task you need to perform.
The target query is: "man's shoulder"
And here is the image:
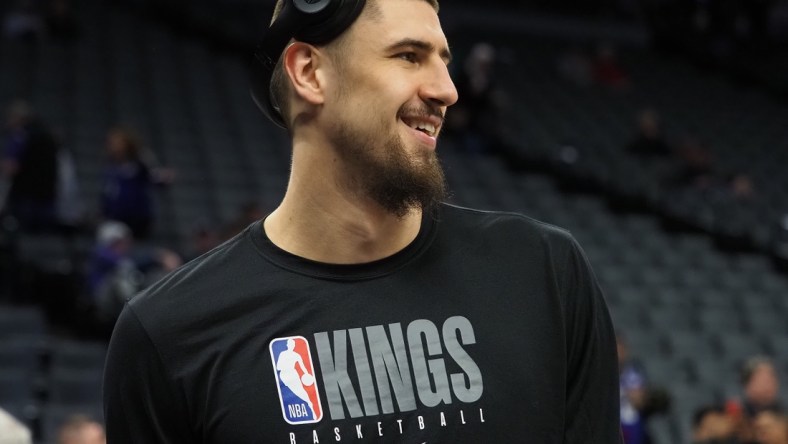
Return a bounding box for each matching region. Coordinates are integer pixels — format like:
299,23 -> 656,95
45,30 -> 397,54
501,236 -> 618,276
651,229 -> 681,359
440,203 -> 575,245
127,226 -> 259,318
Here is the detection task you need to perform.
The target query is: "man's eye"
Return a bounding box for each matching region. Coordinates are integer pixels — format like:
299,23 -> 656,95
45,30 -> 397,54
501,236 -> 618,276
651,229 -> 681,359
397,52 -> 417,63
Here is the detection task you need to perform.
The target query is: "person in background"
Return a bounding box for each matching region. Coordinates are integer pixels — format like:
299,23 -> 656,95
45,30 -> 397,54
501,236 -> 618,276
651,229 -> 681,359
99,126 -> 174,239
626,108 -> 672,157
727,356 -> 784,442
446,42 -> 507,154
740,357 -> 783,419
753,408 -> 788,444
691,405 -> 739,444
87,221 -> 181,326
1,100 -> 59,232
618,334 -> 652,444
57,415 -> 105,444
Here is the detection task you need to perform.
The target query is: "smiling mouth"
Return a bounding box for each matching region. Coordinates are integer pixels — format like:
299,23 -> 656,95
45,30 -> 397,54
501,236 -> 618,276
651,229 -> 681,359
400,116 -> 440,138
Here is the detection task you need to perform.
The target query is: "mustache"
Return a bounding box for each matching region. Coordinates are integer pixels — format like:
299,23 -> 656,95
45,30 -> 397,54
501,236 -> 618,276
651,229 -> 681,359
397,104 -> 445,124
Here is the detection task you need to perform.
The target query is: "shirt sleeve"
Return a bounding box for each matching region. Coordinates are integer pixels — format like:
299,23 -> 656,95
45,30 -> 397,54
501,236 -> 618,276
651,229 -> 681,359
103,304 -> 195,443
561,237 -> 623,444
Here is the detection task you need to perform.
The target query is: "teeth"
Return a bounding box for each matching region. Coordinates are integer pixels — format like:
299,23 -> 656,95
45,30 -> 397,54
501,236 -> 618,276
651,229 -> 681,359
417,123 -> 436,136
406,120 -> 436,137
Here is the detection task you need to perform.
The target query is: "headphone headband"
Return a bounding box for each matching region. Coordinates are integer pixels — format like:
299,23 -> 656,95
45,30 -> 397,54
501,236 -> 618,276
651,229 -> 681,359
251,0 -> 367,129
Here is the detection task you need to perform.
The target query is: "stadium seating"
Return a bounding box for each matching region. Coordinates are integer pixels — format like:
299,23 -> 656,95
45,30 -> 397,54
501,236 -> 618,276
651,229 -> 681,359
1,1 -> 787,442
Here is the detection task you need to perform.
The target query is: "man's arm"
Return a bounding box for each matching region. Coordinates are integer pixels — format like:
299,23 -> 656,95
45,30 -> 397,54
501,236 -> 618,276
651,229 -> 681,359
562,237 -> 622,443
103,305 -> 195,443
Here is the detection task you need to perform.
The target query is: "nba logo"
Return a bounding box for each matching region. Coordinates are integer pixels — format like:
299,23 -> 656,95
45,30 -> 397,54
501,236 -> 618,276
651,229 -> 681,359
269,336 -> 323,425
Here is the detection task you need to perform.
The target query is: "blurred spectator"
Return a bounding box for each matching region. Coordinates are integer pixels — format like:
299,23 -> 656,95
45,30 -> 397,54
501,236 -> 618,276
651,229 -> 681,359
727,356 -> 784,442
87,221 -> 181,325
618,335 -> 652,444
2,0 -> 44,42
753,409 -> 788,444
626,108 -> 672,157
727,173 -> 755,201
45,0 -> 80,42
592,43 -> 630,90
446,42 -> 507,154
57,415 -> 105,444
739,357 -> 783,418
669,135 -> 755,200
0,407 -> 32,444
99,126 -> 174,239
691,405 -> 738,444
1,100 -> 59,232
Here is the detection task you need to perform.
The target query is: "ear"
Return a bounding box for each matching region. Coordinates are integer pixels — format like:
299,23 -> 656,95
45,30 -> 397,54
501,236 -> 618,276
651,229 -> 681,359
283,42 -> 325,107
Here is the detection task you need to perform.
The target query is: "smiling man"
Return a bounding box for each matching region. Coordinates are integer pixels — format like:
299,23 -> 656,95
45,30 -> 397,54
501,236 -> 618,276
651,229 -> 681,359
103,1 -> 621,443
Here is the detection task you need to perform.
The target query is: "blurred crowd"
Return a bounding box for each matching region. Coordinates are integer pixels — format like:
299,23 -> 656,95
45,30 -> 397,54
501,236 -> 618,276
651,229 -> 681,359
0,99 -> 265,334
619,333 -> 787,444
625,107 -> 756,203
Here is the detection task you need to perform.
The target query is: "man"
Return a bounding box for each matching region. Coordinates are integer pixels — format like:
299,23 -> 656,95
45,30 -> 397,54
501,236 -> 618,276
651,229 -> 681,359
103,0 -> 621,442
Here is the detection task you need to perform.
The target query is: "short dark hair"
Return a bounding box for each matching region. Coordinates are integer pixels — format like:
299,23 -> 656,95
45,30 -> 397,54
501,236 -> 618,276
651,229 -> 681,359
267,0 -> 440,130
740,355 -> 774,386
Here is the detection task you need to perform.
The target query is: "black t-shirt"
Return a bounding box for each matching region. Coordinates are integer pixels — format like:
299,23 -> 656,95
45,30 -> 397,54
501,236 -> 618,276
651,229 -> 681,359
103,204 -> 621,443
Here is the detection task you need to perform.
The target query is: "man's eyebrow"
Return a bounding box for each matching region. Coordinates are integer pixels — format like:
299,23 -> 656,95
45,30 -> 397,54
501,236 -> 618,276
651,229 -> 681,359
386,38 -> 453,64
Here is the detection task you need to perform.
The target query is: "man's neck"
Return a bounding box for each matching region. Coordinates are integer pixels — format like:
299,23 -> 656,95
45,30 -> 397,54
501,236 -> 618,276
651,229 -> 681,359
263,140 -> 423,265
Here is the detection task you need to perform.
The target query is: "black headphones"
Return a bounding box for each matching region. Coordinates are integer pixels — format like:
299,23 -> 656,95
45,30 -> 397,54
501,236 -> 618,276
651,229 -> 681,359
251,0 -> 367,129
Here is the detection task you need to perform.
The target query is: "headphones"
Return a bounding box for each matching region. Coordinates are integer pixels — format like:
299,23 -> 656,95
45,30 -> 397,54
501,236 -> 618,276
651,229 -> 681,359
251,0 -> 367,129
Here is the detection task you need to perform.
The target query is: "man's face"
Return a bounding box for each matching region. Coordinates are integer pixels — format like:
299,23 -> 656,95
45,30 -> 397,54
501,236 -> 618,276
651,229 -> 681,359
746,363 -> 780,407
320,0 -> 458,217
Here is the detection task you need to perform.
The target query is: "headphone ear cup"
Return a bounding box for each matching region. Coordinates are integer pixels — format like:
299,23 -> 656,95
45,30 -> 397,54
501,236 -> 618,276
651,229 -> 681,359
294,0 -> 365,45
292,0 -> 334,14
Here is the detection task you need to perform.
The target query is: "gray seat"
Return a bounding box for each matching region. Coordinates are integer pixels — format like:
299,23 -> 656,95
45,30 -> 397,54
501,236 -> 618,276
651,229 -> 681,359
0,306 -> 47,339
0,369 -> 35,405
744,308 -> 787,336
666,331 -> 717,361
698,308 -> 743,334
0,338 -> 44,373
646,414 -> 676,444
48,369 -> 104,405
49,341 -> 108,373
648,307 -> 696,333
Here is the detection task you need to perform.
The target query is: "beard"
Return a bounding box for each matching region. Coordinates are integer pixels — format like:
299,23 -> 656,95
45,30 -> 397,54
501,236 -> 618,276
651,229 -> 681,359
329,106 -> 447,219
